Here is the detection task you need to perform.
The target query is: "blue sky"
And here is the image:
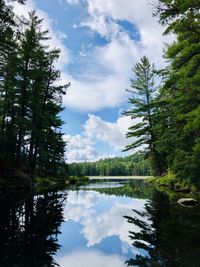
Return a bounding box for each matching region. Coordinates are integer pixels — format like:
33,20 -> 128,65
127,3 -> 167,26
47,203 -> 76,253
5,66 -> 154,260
13,0 -> 173,162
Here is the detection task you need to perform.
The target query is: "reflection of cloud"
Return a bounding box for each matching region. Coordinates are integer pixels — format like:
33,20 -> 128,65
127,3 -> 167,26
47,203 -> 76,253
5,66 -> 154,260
64,190 -> 147,247
82,200 -> 145,246
56,249 -> 125,267
66,190 -> 99,209
65,191 -> 99,222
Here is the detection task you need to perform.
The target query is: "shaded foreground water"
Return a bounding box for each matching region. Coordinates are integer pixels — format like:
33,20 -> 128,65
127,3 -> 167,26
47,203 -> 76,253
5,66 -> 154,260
1,179 -> 200,267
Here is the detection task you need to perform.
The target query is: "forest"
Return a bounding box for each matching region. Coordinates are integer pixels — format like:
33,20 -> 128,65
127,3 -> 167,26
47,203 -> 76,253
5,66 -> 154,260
122,1 -> 200,189
68,154 -> 150,177
0,0 -> 199,190
0,1 -> 199,266
0,0 -> 69,184
70,0 -> 200,189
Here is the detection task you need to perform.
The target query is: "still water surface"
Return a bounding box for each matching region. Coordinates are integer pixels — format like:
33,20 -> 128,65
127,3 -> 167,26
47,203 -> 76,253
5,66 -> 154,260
1,179 -> 200,266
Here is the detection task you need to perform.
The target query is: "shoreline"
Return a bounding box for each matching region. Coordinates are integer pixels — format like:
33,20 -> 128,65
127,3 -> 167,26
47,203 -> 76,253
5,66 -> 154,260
88,176 -> 149,180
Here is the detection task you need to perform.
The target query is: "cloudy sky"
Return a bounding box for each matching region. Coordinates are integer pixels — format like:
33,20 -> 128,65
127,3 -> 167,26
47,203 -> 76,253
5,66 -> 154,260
13,0 -> 173,162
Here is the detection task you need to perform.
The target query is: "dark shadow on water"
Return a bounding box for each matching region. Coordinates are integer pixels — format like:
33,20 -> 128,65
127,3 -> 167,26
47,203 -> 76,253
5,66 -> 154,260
1,181 -> 200,267
124,190 -> 200,267
0,190 -> 67,267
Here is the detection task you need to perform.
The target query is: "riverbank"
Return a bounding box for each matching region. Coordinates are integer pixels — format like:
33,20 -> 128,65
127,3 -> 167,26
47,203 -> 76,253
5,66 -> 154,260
33,175 -> 89,193
0,175 -> 89,191
89,175 -> 149,180
147,174 -> 200,201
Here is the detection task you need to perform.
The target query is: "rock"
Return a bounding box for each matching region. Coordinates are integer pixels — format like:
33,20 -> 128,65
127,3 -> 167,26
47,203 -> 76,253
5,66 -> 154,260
177,198 -> 198,208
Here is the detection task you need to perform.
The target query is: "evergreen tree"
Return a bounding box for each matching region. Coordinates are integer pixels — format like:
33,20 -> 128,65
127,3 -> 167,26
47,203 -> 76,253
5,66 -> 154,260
0,6 -> 70,181
0,0 -> 25,53
154,0 -> 200,183
15,11 -> 69,178
0,0 -> 25,175
123,57 -> 162,176
68,154 -> 150,177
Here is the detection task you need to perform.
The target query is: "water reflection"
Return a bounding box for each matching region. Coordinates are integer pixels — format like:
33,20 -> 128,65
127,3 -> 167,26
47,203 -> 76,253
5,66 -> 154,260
57,250 -> 126,267
125,190 -> 200,267
63,190 -> 146,247
83,180 -> 153,199
0,191 -> 66,266
1,180 -> 200,267
55,181 -> 151,267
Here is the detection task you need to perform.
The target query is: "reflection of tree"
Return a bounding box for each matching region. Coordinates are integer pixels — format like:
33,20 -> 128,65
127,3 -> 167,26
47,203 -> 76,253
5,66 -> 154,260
125,190 -> 200,267
0,191 -> 66,266
87,180 -> 153,199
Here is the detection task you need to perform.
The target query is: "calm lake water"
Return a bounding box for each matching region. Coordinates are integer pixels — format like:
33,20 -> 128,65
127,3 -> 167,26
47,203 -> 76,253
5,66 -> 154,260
1,179 -> 200,267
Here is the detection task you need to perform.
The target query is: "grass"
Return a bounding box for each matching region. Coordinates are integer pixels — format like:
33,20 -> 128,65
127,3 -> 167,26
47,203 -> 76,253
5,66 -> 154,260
147,171 -> 200,201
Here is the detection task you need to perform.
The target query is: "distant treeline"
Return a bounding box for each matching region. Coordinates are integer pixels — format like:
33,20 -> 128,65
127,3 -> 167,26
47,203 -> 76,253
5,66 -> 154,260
68,153 -> 150,176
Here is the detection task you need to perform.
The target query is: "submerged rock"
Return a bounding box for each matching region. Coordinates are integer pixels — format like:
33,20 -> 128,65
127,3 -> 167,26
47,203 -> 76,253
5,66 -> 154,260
177,198 -> 198,208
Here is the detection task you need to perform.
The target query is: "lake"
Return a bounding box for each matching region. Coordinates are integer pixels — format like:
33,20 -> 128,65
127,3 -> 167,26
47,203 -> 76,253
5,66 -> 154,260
0,179 -> 200,266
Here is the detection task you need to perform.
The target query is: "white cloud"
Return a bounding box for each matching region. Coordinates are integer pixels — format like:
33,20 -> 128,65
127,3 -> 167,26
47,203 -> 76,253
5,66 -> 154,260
61,67 -> 131,112
93,33 -> 140,74
61,0 -> 174,111
64,133 -> 100,163
12,0 -> 174,112
11,0 -> 155,160
61,32 -> 142,111
84,114 -> 135,150
81,15 -> 120,41
81,0 -> 174,64
65,114 -> 138,162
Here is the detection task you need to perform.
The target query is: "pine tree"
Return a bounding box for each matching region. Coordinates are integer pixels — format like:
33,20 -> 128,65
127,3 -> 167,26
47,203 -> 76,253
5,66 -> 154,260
0,7 -> 70,181
123,56 -> 162,176
154,0 -> 200,183
0,0 -> 25,175
15,11 -> 69,178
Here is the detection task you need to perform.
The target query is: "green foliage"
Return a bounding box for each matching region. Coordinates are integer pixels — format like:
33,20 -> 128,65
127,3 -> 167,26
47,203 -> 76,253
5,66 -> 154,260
125,189 -> 200,266
152,0 -> 200,184
123,56 -> 163,176
147,171 -> 200,197
0,5 -> 69,182
68,153 -> 150,176
124,0 -> 200,186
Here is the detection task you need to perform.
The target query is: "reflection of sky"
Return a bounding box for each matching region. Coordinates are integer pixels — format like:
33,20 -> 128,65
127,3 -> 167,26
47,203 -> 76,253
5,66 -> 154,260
55,185 -> 148,267
80,181 -> 125,189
